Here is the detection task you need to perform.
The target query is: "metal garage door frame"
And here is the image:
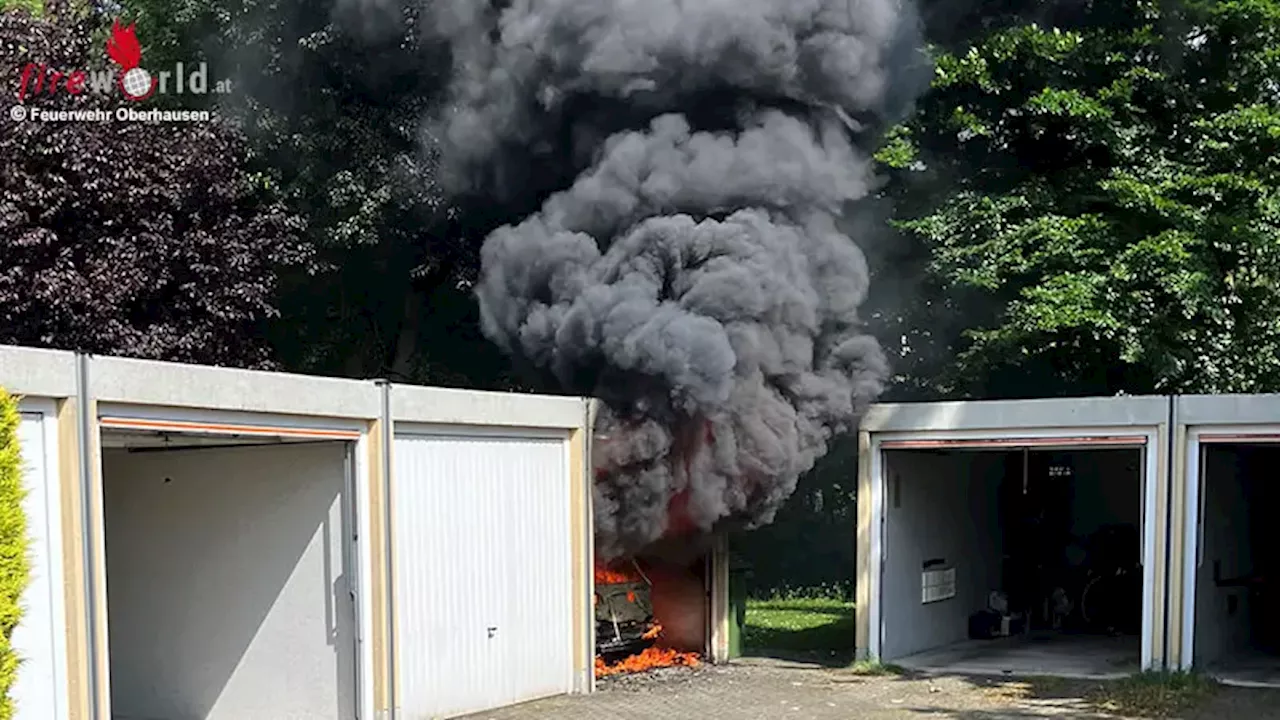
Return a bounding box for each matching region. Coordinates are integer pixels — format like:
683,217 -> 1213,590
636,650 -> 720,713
98,409 -> 364,441
869,427 -> 1160,671
1177,424 -> 1280,673
390,424 -> 575,718
93,407 -> 371,720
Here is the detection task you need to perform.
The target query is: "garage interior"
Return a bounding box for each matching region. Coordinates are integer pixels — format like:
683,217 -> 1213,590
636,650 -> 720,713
1194,443 -> 1280,686
101,428 -> 360,720
880,446 -> 1145,678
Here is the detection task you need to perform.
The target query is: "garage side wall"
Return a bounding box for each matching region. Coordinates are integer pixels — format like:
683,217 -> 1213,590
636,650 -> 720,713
880,452 -> 1003,661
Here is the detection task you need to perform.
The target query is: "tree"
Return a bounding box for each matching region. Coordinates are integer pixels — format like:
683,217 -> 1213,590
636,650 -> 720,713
113,0 -> 524,387
0,0 -> 41,16
878,0 -> 1280,398
0,10 -> 310,368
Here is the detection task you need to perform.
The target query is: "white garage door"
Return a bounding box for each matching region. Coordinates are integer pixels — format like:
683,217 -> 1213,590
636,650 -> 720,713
393,433 -> 572,719
11,412 -> 66,720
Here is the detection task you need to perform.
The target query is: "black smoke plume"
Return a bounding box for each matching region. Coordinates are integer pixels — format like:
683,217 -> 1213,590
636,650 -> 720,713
428,0 -> 931,559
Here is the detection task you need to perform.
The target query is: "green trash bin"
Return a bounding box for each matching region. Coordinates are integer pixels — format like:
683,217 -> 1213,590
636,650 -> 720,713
727,555 -> 750,659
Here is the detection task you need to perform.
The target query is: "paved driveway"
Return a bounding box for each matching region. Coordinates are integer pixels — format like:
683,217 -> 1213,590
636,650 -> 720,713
466,657 -> 1280,719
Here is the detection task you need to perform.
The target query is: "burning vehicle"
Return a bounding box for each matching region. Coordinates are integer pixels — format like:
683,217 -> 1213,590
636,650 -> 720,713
423,0 -> 931,682
594,561 -> 657,659
588,430 -> 710,676
593,559 -> 703,677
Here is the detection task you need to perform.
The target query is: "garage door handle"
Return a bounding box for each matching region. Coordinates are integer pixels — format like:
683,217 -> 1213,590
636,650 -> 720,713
487,626 -> 497,638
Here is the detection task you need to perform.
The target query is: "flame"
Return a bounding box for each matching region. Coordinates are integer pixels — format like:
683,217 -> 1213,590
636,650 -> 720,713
593,559 -> 702,678
106,20 -> 143,70
594,646 -> 700,677
594,562 -> 641,585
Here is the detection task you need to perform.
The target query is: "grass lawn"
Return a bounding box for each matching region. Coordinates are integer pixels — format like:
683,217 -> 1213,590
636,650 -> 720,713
742,597 -> 855,655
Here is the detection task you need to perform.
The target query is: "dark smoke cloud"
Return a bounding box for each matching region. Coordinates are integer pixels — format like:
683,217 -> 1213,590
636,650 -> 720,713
428,0 -> 930,558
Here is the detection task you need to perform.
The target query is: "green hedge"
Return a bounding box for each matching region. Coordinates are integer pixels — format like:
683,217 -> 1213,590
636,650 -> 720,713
0,389 -> 29,720
0,1 -> 44,16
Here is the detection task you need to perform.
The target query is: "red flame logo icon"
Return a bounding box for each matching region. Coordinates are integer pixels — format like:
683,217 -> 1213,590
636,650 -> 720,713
105,20 -> 141,69
106,20 -> 156,101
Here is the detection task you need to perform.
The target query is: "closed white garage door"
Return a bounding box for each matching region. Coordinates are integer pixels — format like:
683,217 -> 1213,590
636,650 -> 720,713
393,433 -> 572,719
11,412 -> 65,720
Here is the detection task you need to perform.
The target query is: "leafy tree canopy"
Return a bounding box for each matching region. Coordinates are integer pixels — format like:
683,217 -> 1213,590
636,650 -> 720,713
0,11 -> 310,367
879,0 -> 1280,398
114,0 -> 520,386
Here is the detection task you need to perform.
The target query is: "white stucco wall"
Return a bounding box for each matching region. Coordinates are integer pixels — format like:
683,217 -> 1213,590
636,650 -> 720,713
102,442 -> 357,720
881,450 -> 1004,660
1194,446 -> 1256,666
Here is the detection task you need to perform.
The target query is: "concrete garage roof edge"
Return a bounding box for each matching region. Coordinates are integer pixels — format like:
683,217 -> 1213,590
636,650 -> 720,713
861,395 -> 1173,433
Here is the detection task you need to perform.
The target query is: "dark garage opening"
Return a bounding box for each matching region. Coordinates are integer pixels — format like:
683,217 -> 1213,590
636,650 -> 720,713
1195,443 -> 1280,686
880,447 -> 1145,677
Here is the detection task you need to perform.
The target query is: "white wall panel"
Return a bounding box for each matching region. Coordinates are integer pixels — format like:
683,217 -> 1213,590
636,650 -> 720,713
880,451 -> 1004,660
10,411 -> 67,720
393,432 -> 572,719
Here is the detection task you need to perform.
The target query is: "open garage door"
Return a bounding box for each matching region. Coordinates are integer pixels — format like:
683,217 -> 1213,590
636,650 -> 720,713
99,420 -> 361,720
873,435 -> 1156,678
393,431 -> 573,719
1187,434 -> 1280,686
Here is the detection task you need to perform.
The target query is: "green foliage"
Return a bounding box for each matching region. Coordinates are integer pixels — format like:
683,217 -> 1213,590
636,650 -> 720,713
879,0 -> 1280,398
0,389 -> 30,720
742,598 -> 854,654
0,12 -> 310,367
0,0 -> 42,16
753,583 -> 852,602
115,0 -> 518,385
845,660 -> 904,676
